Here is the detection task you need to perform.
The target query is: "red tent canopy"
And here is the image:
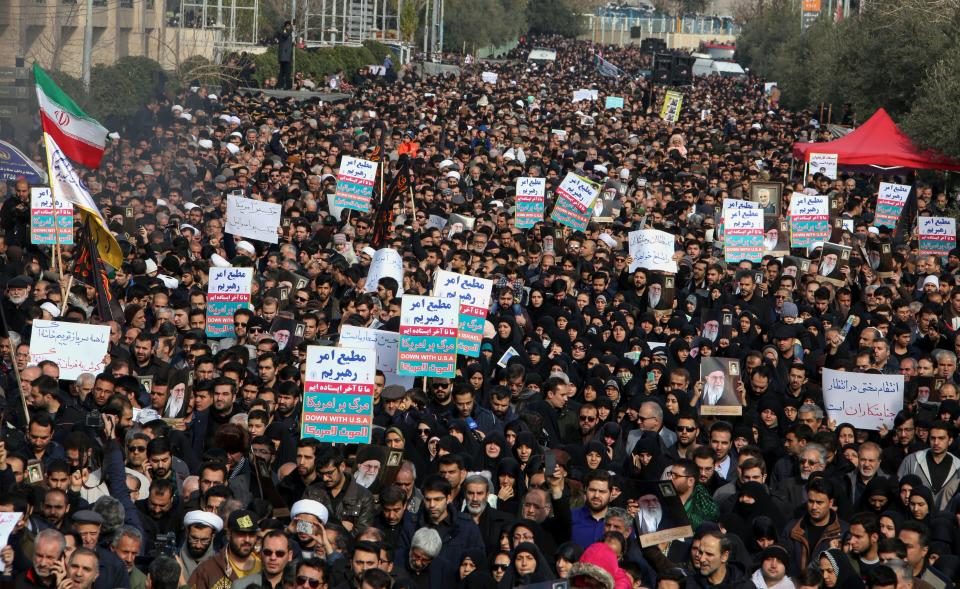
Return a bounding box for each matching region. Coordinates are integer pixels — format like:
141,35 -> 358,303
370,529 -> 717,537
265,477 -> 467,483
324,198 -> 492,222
792,108 -> 960,172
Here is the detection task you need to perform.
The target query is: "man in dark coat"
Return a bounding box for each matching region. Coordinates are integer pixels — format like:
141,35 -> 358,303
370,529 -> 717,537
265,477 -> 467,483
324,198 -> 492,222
276,21 -> 294,90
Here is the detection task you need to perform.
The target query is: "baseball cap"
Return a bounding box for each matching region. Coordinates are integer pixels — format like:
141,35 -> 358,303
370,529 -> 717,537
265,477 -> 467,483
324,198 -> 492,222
227,510 -> 260,533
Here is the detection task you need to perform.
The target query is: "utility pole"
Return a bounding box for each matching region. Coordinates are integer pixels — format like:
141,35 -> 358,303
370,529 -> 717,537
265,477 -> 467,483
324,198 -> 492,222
82,0 -> 93,92
292,0 -> 297,76
438,0 -> 444,55
422,0 -> 430,57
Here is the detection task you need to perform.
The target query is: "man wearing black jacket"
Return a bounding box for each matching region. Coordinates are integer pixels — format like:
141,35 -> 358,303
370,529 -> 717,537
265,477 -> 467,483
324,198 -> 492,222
275,21 -> 294,90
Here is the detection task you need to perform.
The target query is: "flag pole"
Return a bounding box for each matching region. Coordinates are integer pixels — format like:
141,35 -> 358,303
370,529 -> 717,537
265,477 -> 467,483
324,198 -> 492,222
42,133 -> 69,305
60,275 -> 73,316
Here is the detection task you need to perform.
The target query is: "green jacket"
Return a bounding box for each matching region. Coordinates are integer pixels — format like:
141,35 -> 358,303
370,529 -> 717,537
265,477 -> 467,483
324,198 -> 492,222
130,567 -> 147,589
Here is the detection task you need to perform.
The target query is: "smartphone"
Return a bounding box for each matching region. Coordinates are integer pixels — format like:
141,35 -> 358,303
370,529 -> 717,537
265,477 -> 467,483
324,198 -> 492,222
466,417 -> 478,431
296,520 -> 314,535
647,372 -> 656,384
545,453 -> 556,477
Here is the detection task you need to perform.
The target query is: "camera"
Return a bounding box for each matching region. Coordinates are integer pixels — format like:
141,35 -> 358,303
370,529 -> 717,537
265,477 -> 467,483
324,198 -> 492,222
156,532 -> 177,557
85,410 -> 102,429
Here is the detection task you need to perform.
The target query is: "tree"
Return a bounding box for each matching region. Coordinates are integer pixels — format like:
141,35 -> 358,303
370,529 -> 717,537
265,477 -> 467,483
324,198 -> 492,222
527,0 -> 583,37
400,0 -> 420,43
903,43 -> 960,159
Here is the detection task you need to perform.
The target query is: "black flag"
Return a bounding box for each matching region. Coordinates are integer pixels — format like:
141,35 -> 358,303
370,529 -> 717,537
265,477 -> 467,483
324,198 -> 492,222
74,217 -> 120,322
370,158 -> 411,248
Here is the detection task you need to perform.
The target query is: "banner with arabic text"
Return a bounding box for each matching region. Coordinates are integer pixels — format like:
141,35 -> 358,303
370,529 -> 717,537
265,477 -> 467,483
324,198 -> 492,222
302,345 -> 376,444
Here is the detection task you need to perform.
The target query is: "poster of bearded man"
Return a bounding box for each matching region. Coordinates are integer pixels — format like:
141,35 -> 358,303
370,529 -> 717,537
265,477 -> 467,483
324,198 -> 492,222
698,357 -> 742,416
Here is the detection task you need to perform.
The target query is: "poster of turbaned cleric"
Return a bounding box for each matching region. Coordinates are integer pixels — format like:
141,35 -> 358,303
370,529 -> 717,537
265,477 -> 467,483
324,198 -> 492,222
632,479 -> 693,547
699,357 -> 742,416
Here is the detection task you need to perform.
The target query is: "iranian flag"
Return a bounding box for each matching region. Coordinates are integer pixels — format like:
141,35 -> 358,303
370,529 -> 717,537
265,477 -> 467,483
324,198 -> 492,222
34,63 -> 108,169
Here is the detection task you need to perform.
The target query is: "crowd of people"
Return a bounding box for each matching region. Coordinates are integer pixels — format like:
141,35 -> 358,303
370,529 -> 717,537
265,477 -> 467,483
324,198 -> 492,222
0,33 -> 959,589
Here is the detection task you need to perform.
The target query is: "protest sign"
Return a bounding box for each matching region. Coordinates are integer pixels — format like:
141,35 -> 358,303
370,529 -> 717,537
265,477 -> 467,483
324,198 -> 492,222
398,295 -> 458,378
550,173 -> 599,232
481,71 -> 498,84
918,216 -> 956,260
0,511 -> 21,571
873,182 -> 910,229
789,193 -> 830,250
515,177 -> 546,229
338,325 -> 414,389
205,267 -> 253,338
30,187 -> 73,245
660,91 -> 683,123
225,194 -> 282,243
334,156 -> 378,213
605,96 -> 625,109
722,200 -> 763,263
873,182 -> 910,231
326,193 -> 347,222
301,345 -> 376,444
716,198 -> 753,242
363,248 -> 404,296
432,270 -> 493,357
572,89 -> 599,103
809,153 -> 838,179
29,320 -> 109,380
628,229 -> 678,273
822,368 -> 903,430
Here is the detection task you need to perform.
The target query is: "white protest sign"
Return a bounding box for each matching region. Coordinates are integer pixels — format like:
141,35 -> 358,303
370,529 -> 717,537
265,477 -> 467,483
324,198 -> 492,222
809,153 -> 838,179
481,71 -> 498,84
225,194 -> 282,244
338,325 -> 414,389
557,173 -> 599,211
29,320 -> 110,380
363,248 -> 404,296
822,368 -> 903,430
628,229 -> 678,273
0,512 -> 21,571
572,89 -> 599,103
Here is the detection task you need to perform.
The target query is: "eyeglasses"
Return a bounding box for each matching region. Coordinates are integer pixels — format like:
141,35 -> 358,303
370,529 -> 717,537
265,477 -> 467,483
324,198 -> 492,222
262,549 -> 287,557
296,296 -> 310,302
249,327 -> 263,333
128,445 -> 147,453
676,426 -> 697,433
799,459 -> 821,466
579,415 -> 598,422
297,576 -> 323,588
234,322 -> 248,327
418,428 -> 431,435
492,564 -> 510,571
